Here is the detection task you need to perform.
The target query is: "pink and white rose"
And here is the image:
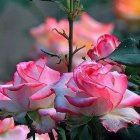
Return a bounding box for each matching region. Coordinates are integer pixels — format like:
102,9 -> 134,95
87,34 -> 120,60
53,61 -> 140,132
0,57 -> 65,133
0,117 -> 29,140
87,34 -> 124,72
0,92 -> 29,140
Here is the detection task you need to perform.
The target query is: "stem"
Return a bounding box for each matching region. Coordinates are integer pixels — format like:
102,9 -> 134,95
68,0 -> 74,72
48,131 -> 55,140
32,132 -> 35,140
25,115 -> 36,140
68,19 -> 73,72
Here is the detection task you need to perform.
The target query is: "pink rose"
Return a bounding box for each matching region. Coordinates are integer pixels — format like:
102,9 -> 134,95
30,13 -> 113,72
54,61 -> 140,132
0,118 -> 29,140
0,57 -> 65,133
87,34 -> 123,72
88,34 -> 120,60
0,92 -> 29,140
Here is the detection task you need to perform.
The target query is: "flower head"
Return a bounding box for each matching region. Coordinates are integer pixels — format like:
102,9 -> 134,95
0,57 -> 65,133
54,61 -> 140,132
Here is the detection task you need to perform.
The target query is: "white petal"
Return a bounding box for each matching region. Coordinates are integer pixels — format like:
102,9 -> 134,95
100,107 -> 140,132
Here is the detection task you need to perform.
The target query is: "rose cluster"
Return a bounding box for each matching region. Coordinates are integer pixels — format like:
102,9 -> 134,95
0,33 -> 140,139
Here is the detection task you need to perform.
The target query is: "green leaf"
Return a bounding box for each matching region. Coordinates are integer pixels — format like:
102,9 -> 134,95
70,126 -> 84,140
70,125 -> 92,140
117,125 -> 140,140
125,66 -> 140,75
66,115 -> 92,129
56,126 -> 66,140
129,75 -> 140,85
27,111 -> 40,122
109,38 -> 140,66
128,81 -> 139,91
79,125 -> 92,140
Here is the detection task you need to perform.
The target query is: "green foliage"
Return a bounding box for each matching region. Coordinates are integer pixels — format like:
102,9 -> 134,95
56,126 -> 67,140
115,125 -> 140,140
66,115 -> 92,129
66,116 -> 104,140
109,38 -> 140,66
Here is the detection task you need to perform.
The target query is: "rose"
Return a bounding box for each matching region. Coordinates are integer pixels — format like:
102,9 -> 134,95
87,34 -> 124,72
0,92 -> 29,140
0,117 -> 29,140
30,13 -> 113,54
0,118 -> 29,140
30,13 -> 113,72
87,34 -> 120,60
54,61 -> 140,132
0,57 -> 65,133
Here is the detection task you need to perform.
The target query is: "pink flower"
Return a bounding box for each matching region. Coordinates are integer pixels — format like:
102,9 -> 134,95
30,13 -> 113,72
88,34 -> 120,60
53,61 -> 140,132
87,34 -> 123,72
0,57 -> 65,133
0,92 -> 29,140
0,118 -> 29,140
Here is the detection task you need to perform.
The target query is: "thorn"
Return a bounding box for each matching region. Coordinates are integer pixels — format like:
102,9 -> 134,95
57,59 -> 62,64
73,45 -> 85,55
41,49 -> 63,64
65,54 -> 68,61
82,57 -> 86,61
53,28 -> 68,40
41,49 -> 60,58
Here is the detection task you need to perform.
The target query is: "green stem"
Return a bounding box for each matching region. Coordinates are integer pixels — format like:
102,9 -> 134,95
68,19 -> 73,72
70,0 -> 73,12
25,115 -> 36,140
68,0 -> 74,72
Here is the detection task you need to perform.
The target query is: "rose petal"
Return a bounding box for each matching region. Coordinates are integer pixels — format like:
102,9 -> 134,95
0,100 -> 21,113
30,85 -> 52,100
29,93 -> 55,110
0,125 -> 29,140
66,77 -> 83,92
119,89 -> 140,107
3,83 -> 43,110
0,118 -> 14,133
65,95 -> 97,107
100,107 -> 140,132
32,116 -> 56,134
38,108 -> 65,122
